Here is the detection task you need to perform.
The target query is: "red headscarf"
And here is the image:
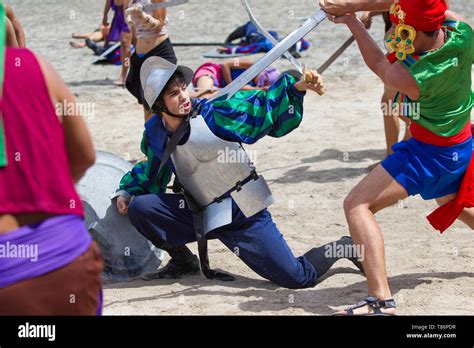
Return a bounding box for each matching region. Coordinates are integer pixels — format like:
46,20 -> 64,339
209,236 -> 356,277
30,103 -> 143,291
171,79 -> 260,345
390,0 -> 447,32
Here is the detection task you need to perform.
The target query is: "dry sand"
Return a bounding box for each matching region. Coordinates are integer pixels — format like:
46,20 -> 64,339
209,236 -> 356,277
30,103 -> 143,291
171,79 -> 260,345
10,0 -> 474,315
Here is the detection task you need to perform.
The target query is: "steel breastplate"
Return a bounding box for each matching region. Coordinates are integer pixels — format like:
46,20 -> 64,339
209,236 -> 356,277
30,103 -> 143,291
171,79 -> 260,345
171,115 -> 274,221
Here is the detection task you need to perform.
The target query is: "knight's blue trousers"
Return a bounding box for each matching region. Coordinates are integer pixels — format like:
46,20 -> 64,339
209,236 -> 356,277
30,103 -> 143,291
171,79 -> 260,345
128,194 -> 318,289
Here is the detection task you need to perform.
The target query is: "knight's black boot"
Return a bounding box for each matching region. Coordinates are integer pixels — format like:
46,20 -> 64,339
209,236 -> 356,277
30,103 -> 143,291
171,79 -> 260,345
303,236 -> 364,279
142,236 -> 200,280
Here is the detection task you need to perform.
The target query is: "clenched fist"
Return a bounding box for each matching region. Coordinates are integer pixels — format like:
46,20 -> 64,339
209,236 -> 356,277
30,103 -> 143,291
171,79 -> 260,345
295,69 -> 325,96
116,196 -> 130,216
319,0 -> 357,16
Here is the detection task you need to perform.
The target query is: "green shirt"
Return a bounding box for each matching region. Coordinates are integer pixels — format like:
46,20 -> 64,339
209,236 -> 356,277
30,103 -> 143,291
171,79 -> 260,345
399,20 -> 473,137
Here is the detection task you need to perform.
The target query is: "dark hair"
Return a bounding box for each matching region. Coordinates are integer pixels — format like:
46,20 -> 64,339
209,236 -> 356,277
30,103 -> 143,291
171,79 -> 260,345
152,71 -> 187,114
423,29 -> 440,37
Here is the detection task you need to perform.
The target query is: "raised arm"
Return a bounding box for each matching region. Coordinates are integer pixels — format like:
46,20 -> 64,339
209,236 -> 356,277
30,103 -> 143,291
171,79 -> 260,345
125,0 -> 167,34
201,72 -> 323,144
221,59 -> 254,86
330,14 -> 419,100
319,0 -> 392,16
152,0 -> 167,31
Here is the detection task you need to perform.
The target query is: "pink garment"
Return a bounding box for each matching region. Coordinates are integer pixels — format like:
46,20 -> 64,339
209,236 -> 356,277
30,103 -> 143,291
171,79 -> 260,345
0,48 -> 84,217
192,62 -> 223,88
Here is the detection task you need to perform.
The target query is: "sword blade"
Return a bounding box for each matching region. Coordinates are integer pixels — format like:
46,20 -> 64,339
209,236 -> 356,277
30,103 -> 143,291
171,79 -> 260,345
208,10 -> 326,103
241,0 -> 303,73
143,0 -> 189,12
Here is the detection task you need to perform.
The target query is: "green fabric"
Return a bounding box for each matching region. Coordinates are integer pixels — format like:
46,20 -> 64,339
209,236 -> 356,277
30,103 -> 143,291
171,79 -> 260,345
208,75 -> 304,142
0,3 -> 7,168
404,21 -> 473,137
119,132 -> 173,195
119,76 -> 305,196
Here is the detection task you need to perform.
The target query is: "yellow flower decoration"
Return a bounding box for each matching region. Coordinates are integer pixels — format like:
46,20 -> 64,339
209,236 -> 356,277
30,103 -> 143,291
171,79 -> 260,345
387,0 -> 416,61
386,24 -> 416,60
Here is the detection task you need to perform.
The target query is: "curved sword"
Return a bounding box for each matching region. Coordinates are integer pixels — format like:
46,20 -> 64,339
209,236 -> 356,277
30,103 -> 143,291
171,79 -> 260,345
241,0 -> 303,73
207,10 -> 326,103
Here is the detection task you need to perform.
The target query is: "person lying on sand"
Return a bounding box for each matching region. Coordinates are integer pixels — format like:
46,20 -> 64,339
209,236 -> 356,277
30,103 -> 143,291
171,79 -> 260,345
221,21 -> 310,58
69,24 -> 110,49
191,59 -> 281,99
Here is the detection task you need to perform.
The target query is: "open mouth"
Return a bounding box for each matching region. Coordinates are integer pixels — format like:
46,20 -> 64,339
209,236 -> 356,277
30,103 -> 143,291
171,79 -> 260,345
182,101 -> 192,111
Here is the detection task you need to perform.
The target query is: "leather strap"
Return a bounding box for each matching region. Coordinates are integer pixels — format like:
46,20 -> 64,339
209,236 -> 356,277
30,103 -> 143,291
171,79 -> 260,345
158,107 -> 234,282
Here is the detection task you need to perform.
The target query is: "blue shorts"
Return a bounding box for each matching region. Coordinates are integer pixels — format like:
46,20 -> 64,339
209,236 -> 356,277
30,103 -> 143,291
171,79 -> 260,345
381,137 -> 472,200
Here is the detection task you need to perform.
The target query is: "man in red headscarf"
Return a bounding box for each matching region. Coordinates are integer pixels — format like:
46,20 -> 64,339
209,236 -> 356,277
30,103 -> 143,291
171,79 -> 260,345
319,0 -> 473,315
320,0 -> 458,156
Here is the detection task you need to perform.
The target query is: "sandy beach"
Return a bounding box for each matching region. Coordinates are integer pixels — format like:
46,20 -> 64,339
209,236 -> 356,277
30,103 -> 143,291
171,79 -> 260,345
9,0 -> 474,315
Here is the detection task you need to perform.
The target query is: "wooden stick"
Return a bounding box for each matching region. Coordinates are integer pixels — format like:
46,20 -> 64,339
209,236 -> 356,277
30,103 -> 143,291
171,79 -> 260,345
317,36 -> 355,74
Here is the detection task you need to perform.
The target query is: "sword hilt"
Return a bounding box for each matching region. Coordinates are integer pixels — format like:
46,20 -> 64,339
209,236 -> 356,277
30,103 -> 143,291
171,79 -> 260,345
303,66 -> 325,96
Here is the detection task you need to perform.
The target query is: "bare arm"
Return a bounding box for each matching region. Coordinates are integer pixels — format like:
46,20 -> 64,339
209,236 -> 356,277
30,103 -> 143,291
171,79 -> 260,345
36,55 -> 96,183
319,0 -> 392,16
152,0 -> 167,29
221,59 -> 254,85
6,18 -> 18,48
221,62 -> 233,86
5,5 -> 26,48
103,0 -> 113,46
126,0 -> 167,34
335,14 -> 420,100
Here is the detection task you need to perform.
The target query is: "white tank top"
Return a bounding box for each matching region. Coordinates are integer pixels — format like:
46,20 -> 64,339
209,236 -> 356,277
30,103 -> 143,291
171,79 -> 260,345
129,0 -> 169,39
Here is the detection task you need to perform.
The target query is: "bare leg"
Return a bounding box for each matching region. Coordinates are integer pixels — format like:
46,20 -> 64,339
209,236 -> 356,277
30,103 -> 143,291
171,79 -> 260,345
69,40 -> 86,49
436,194 -> 474,229
71,31 -> 103,41
399,115 -> 412,141
70,30 -> 105,49
116,31 -> 132,86
382,85 -> 399,156
71,32 -> 94,39
342,164 -> 408,314
89,31 -> 104,43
